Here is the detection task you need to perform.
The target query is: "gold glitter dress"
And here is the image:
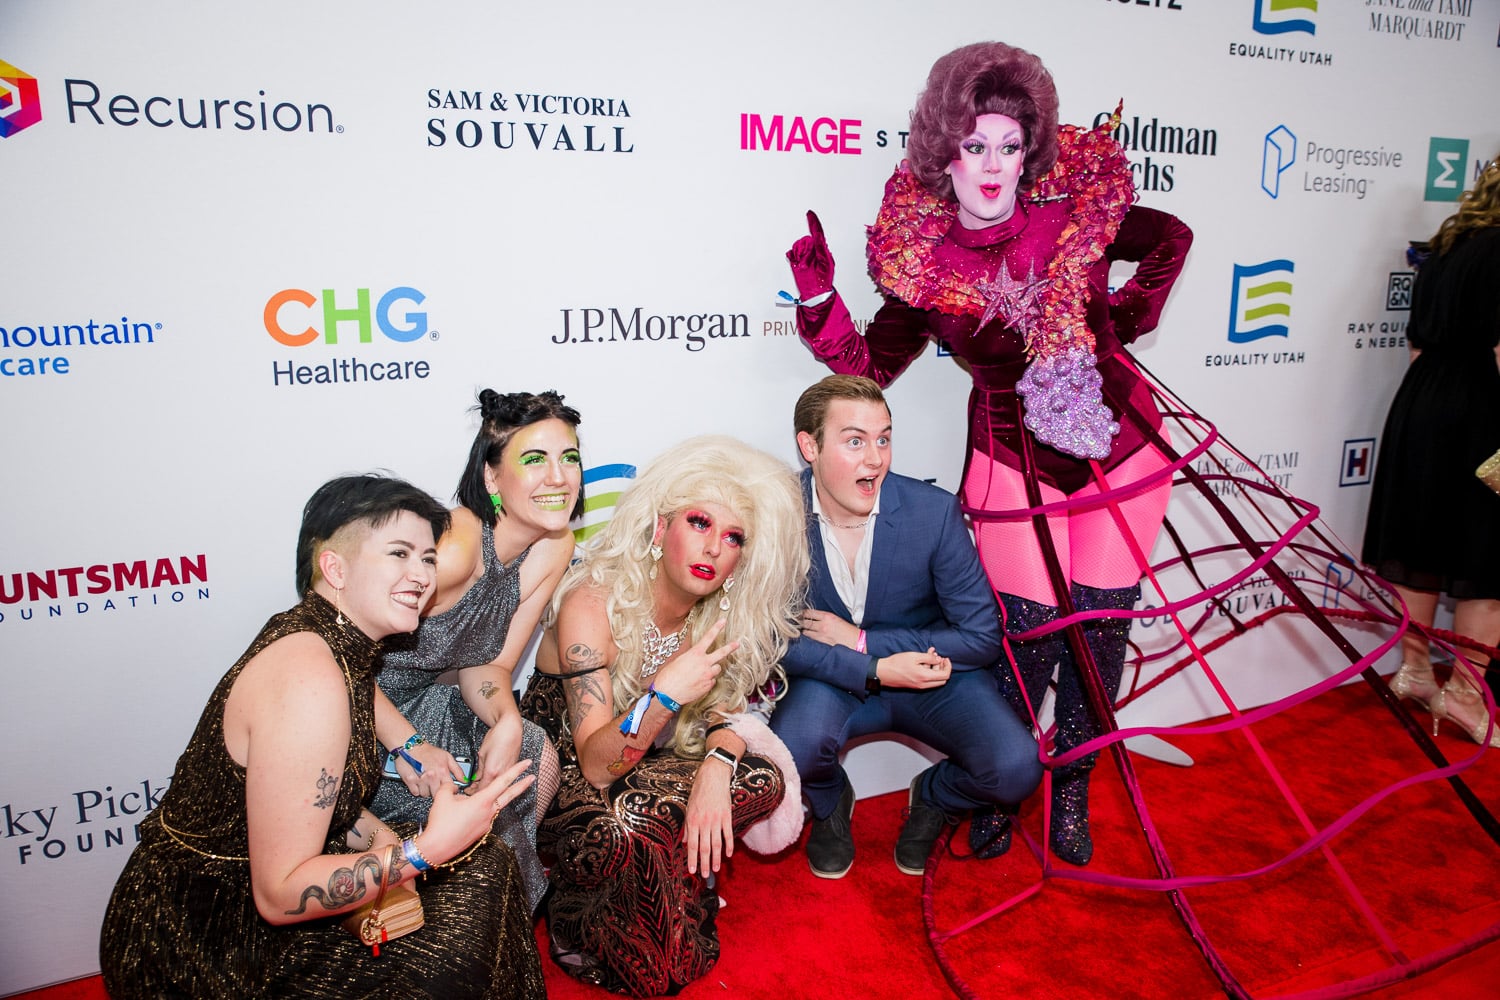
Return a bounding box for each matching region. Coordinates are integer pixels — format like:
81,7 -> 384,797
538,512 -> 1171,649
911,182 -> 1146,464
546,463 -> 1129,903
98,593 -> 545,999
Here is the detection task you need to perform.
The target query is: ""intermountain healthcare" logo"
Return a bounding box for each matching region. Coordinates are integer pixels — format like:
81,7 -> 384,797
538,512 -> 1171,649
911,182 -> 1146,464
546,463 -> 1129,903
0,59 -> 42,138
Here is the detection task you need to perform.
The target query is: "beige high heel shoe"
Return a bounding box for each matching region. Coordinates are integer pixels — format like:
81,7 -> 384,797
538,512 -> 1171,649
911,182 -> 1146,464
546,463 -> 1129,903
1428,677 -> 1500,748
1388,662 -> 1440,708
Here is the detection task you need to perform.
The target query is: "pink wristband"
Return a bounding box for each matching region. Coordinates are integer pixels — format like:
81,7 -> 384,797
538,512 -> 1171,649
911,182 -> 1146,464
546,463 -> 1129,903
855,630 -> 867,654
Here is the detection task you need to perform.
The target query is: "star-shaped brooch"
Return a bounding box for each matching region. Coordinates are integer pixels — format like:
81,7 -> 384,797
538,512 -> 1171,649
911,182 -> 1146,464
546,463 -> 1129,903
976,260 -> 1046,334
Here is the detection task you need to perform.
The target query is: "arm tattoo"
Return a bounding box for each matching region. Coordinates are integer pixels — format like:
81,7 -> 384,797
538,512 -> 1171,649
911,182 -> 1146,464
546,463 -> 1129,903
313,768 -> 339,809
607,744 -> 646,776
285,852 -> 378,915
478,680 -> 498,700
562,644 -> 608,728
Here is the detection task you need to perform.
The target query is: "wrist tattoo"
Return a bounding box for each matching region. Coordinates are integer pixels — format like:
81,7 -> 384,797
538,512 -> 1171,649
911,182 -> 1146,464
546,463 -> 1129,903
313,768 -> 339,809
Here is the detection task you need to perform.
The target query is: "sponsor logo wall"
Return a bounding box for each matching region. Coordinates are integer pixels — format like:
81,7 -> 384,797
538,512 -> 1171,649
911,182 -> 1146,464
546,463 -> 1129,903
2,0 -> 1497,991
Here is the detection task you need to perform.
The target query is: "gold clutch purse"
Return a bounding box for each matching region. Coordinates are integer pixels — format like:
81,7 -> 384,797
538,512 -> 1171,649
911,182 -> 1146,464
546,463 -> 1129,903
1477,449 -> 1500,495
342,846 -> 425,955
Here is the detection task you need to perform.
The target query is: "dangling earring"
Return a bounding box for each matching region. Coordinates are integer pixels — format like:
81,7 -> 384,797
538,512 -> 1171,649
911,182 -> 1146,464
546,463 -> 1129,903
719,575 -> 735,613
490,493 -> 503,514
648,542 -> 662,580
334,587 -> 346,625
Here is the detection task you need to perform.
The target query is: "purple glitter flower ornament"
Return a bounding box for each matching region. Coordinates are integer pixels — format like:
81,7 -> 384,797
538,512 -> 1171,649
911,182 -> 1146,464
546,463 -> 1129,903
1016,346 -> 1119,460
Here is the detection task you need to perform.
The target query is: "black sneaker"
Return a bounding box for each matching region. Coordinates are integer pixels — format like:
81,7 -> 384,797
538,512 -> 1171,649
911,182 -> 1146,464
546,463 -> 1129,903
806,781 -> 855,879
894,773 -> 949,875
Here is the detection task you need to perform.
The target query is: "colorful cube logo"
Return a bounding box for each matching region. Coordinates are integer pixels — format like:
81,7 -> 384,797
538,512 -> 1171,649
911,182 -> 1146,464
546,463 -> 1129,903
0,60 -> 43,139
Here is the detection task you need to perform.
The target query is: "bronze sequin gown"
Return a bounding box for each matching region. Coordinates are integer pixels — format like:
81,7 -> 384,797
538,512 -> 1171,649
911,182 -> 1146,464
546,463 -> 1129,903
521,673 -> 784,997
98,593 -> 545,999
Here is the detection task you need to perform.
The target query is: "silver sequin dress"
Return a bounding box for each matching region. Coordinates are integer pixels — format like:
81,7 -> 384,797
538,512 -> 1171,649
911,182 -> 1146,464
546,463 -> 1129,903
372,524 -> 549,910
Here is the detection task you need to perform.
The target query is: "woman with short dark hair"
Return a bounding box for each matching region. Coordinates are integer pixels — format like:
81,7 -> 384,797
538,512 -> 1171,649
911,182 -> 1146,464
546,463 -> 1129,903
100,474 -> 544,998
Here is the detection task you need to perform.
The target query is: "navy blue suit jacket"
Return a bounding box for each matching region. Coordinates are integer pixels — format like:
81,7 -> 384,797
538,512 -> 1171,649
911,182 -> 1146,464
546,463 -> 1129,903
781,469 -> 1002,697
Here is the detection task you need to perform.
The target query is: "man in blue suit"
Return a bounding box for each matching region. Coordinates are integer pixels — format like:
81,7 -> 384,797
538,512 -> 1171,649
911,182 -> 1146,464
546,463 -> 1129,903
772,375 -> 1042,877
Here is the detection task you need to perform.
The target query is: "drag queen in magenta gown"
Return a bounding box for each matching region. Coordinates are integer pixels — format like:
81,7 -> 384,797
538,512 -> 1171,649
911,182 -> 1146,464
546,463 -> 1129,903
785,40 -> 1189,867
783,41 -> 1500,996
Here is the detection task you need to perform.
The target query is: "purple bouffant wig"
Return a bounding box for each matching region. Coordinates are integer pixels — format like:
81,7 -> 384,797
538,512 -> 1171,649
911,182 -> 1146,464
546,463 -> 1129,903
906,41 -> 1060,202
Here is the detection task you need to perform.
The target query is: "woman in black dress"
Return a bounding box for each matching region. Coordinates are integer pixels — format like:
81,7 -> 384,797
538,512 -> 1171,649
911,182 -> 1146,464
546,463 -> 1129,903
1363,154 -> 1500,747
100,476 -> 545,998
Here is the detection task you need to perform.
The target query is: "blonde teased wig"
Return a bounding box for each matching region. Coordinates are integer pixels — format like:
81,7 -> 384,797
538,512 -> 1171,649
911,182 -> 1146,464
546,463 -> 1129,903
553,435 -> 808,756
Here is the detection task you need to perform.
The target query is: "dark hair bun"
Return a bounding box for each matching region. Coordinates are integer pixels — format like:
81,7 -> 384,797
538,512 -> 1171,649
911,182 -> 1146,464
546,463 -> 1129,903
476,389 -> 581,430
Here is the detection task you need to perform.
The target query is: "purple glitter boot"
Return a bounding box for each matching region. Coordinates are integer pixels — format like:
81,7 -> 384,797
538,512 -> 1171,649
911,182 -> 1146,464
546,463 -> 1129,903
971,593 -> 1065,859
1049,582 -> 1139,866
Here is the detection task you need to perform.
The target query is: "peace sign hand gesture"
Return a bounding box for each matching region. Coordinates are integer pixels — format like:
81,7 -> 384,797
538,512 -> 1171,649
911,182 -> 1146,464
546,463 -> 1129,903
652,618 -> 739,708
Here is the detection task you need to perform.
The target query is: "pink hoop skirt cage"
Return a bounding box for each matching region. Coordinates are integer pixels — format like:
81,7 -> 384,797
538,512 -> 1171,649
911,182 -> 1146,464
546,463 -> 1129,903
925,355 -> 1500,999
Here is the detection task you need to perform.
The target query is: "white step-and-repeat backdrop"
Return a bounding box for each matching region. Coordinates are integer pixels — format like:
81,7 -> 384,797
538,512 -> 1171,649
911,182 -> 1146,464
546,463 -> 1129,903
3,1 -> 1497,991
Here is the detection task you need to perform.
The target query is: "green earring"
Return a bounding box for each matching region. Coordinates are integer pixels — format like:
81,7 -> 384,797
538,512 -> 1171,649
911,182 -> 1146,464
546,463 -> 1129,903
490,493 -> 503,513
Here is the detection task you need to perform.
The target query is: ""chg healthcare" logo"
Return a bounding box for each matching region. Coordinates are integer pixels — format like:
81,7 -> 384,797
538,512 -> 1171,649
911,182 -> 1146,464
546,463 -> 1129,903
262,285 -> 436,389
0,59 -> 42,138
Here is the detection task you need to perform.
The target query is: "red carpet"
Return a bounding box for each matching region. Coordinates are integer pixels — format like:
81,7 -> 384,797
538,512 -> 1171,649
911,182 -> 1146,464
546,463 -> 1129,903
17,681 -> 1500,999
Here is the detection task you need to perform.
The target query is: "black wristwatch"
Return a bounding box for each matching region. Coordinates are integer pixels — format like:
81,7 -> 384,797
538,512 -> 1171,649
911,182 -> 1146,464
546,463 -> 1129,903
865,656 -> 882,695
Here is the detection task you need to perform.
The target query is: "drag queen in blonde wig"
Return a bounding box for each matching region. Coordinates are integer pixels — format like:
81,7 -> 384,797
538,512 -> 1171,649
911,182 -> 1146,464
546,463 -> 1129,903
519,434 -> 807,996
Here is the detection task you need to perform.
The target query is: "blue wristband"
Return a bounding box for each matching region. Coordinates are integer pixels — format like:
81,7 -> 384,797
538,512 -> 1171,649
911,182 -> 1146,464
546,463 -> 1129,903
619,691 -> 653,736
395,748 -> 424,775
401,837 -> 431,873
649,684 -> 682,714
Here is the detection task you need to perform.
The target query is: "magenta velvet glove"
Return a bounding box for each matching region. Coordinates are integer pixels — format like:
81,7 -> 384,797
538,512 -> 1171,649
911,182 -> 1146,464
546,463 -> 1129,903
785,210 -> 835,301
